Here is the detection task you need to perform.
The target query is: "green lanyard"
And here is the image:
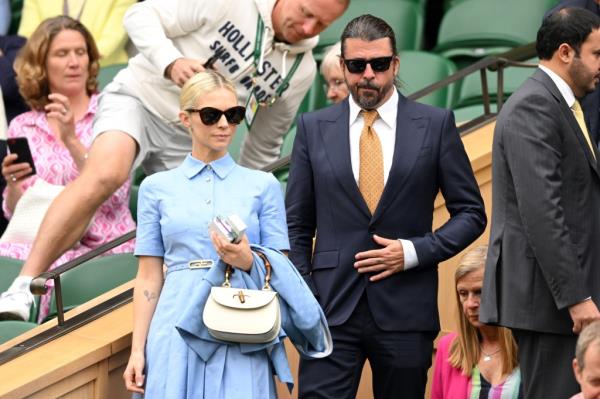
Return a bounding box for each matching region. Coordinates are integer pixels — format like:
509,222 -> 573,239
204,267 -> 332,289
251,17 -> 304,107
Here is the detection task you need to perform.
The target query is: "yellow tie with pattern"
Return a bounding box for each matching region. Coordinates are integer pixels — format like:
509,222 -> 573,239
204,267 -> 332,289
572,100 -> 596,160
359,110 -> 384,214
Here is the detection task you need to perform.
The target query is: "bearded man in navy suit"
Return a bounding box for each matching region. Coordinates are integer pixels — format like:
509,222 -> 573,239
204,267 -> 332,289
286,14 -> 486,399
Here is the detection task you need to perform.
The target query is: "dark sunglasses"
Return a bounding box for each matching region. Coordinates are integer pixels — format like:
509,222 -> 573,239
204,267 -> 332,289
343,56 -> 394,74
186,106 -> 246,125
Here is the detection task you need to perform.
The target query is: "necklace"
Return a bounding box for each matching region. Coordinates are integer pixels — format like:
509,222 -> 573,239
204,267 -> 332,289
481,346 -> 502,362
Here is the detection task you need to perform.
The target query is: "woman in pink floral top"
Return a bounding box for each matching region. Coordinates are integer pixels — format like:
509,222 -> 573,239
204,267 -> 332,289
0,16 -> 135,322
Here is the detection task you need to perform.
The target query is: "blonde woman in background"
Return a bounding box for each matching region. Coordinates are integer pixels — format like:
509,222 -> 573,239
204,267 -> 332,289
319,42 -> 349,104
431,245 -> 522,398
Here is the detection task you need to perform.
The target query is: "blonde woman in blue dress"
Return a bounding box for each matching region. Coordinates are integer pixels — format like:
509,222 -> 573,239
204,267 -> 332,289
123,70 -> 330,398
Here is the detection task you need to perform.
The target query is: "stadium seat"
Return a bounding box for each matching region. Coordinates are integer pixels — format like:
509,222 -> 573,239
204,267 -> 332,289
399,51 -> 457,108
129,184 -> 139,222
46,253 -> 138,320
452,103 -> 498,124
132,166 -> 146,186
0,256 -> 24,293
454,59 -> 537,108
0,320 -> 37,344
273,166 -> 289,195
316,0 -> 424,57
98,63 -> 127,91
280,126 -> 297,158
443,0 -> 468,12
298,74 -> 329,114
229,121 -> 249,161
435,0 -> 554,65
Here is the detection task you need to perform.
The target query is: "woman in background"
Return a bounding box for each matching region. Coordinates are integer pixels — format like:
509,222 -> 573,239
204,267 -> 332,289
431,245 -> 522,398
0,16 -> 135,323
319,41 -> 349,104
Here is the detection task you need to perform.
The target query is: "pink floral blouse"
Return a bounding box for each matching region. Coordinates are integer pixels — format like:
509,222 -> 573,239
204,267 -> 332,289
1,93 -> 136,321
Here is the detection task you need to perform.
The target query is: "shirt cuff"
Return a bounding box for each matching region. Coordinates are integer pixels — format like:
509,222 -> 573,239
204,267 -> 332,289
399,239 -> 419,270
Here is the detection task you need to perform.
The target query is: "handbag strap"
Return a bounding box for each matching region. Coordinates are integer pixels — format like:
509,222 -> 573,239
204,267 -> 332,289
222,250 -> 272,290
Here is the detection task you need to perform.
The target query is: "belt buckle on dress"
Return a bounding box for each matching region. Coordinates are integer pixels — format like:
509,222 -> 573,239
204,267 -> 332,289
188,259 -> 214,269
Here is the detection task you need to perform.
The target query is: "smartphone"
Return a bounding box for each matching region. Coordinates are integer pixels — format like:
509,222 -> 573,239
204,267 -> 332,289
7,137 -> 36,176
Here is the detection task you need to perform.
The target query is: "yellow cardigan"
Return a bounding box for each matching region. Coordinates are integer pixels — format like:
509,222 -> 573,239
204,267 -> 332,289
18,0 -> 135,66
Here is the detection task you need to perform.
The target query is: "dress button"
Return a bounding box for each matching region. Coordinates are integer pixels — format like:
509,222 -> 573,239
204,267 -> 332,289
205,199 -> 211,205
206,177 -> 211,182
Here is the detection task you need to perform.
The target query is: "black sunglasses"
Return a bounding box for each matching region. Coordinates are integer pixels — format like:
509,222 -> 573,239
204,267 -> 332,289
186,106 -> 246,125
343,56 -> 394,74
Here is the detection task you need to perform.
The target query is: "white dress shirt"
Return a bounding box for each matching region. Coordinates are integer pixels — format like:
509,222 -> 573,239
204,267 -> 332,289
538,64 -> 576,107
348,90 -> 419,269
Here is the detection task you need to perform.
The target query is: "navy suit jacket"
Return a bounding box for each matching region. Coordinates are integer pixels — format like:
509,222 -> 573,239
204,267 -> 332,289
285,92 -> 486,332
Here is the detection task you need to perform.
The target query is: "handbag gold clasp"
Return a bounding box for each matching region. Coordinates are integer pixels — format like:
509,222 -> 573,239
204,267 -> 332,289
233,290 -> 249,304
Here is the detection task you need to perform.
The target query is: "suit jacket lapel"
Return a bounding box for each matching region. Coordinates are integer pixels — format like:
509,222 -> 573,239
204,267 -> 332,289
319,99 -> 371,218
535,70 -> 600,177
372,93 -> 427,224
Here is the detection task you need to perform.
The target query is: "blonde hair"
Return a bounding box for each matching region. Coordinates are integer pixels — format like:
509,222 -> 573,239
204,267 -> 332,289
179,70 -> 237,111
448,245 -> 519,376
14,15 -> 99,111
576,320 -> 600,370
320,42 -> 342,76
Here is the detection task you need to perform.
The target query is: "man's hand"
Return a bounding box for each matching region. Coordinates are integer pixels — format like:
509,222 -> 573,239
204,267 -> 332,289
569,299 -> 600,334
165,58 -> 205,87
354,235 -> 405,282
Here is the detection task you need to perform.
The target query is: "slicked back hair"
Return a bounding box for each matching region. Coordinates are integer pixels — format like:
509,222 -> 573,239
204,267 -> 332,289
340,14 -> 397,58
537,7 -> 600,60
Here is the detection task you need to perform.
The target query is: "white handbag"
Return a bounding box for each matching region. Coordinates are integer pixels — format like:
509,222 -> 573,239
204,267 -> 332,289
0,179 -> 64,244
203,251 -> 281,344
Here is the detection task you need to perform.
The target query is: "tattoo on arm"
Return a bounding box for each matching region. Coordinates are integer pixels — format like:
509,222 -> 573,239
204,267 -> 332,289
144,290 -> 157,302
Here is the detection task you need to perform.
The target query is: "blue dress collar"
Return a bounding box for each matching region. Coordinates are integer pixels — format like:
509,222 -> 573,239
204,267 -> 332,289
181,153 -> 237,180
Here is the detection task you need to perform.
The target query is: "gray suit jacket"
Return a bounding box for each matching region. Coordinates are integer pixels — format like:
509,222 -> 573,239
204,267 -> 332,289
480,68 -> 600,335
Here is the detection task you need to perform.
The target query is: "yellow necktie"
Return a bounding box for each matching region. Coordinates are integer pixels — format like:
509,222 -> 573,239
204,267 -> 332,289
572,100 -> 596,160
359,110 -> 384,214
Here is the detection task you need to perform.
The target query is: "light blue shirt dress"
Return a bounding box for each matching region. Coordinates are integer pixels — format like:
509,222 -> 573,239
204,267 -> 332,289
134,153 -> 291,398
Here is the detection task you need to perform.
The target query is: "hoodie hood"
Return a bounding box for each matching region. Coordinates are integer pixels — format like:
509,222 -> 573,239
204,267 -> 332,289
254,0 -> 319,55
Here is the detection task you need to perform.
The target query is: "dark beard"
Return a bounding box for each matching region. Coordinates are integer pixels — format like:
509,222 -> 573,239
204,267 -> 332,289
352,80 -> 394,110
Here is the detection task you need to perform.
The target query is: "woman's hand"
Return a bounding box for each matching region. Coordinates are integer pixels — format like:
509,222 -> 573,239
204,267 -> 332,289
45,93 -> 88,169
2,153 -> 31,188
210,231 -> 254,271
45,93 -> 77,144
123,351 -> 146,394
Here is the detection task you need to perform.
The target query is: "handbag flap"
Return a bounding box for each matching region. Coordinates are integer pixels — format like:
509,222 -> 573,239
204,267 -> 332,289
0,179 -> 64,244
209,286 -> 277,309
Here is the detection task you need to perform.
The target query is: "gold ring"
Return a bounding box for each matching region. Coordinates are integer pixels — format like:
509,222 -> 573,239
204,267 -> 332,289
62,107 -> 67,115
10,174 -> 16,182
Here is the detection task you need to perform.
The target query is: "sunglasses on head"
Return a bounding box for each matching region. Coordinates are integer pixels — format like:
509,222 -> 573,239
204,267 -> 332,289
186,106 -> 246,125
343,56 -> 394,74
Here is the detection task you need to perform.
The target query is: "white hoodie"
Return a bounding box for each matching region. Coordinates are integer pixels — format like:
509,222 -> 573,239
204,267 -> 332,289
116,0 -> 317,168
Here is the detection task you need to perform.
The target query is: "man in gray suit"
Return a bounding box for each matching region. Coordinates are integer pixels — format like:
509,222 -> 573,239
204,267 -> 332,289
481,8 -> 600,399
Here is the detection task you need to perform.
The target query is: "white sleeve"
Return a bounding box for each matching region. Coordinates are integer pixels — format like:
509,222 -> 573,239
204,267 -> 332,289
123,0 -> 224,75
399,239 -> 419,270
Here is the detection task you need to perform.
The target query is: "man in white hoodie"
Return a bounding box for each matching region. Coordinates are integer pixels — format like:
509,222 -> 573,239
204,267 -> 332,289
0,0 -> 348,321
